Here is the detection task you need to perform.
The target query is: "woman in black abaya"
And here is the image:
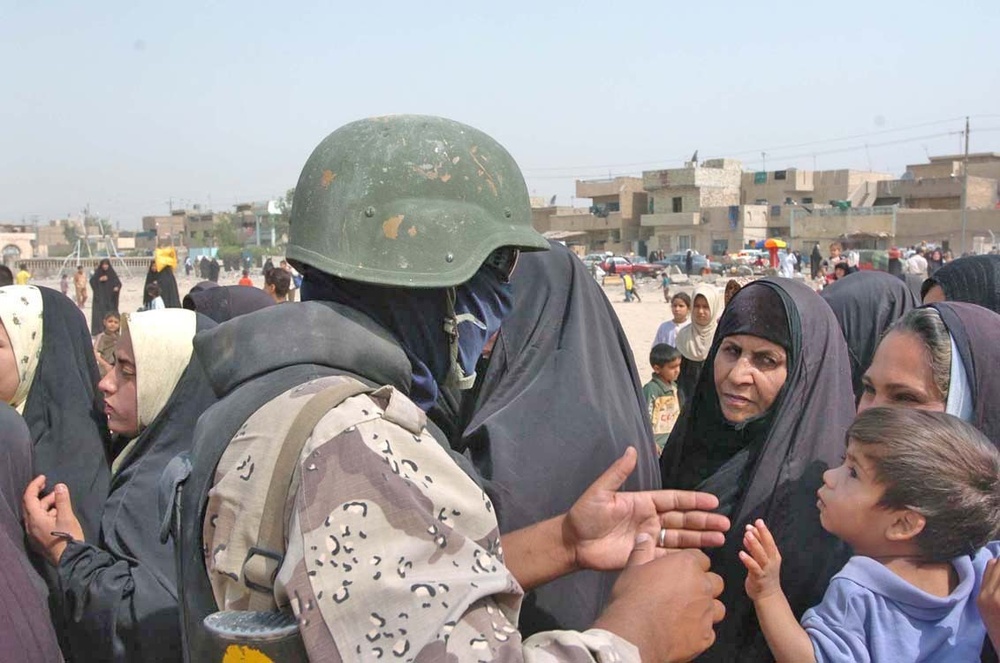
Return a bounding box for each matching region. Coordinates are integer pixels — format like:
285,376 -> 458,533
143,261 -> 182,309
820,270 -> 918,403
89,259 -> 121,335
0,404 -> 63,662
0,285 -> 110,545
921,254 -> 1000,313
23,309 -> 217,663
659,278 -> 856,662
453,241 -> 661,635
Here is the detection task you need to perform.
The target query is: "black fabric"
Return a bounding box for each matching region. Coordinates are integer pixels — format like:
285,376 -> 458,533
922,255 -> 1000,313
659,278 -> 855,662
208,261 -> 220,283
931,302 -> 1000,446
676,357 -> 703,407
821,270 -> 919,403
718,285 -> 790,351
183,285 -> 275,323
810,245 -> 822,279
0,404 -> 63,662
452,241 -> 660,635
57,314 -> 217,663
89,260 -> 122,335
23,286 -> 111,545
144,265 -> 181,309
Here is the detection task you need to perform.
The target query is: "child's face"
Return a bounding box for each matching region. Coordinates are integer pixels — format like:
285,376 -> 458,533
817,441 -> 900,555
104,317 -> 120,334
654,358 -> 682,384
671,299 -> 689,323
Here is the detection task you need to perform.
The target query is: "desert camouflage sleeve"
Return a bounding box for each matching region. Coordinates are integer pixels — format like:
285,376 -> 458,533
280,386 -> 641,662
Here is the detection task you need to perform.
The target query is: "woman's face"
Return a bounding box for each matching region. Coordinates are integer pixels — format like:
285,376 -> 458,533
692,295 -> 712,326
97,328 -> 139,437
0,322 -> 19,403
858,330 -> 946,414
714,334 -> 789,423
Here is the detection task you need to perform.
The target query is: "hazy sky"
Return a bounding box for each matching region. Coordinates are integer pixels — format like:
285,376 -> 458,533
3,0 -> 999,229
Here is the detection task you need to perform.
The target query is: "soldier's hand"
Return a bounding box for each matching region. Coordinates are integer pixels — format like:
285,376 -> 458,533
593,534 -> 724,663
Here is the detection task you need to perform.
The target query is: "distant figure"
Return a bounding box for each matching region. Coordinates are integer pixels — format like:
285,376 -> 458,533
685,250 -> 694,276
144,283 -> 165,310
810,243 -> 823,279
237,269 -> 253,287
653,292 -> 691,348
780,251 -> 797,278
263,266 -> 291,303
281,259 -> 300,302
208,258 -> 220,283
643,343 -> 683,456
199,256 -> 210,280
0,265 -> 13,287
906,247 -> 928,278
92,311 -> 121,377
15,264 -> 30,286
90,259 -> 121,335
623,272 -> 640,302
59,273 -> 69,296
184,257 -> 193,277
73,265 -> 88,306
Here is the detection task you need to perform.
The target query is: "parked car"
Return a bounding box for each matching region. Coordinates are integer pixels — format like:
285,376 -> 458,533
600,256 -> 662,278
654,252 -> 724,275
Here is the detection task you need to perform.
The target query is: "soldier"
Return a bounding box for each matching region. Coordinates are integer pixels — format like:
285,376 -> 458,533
176,116 -> 727,662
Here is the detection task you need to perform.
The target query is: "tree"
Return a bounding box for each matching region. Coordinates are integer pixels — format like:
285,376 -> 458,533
213,213 -> 239,247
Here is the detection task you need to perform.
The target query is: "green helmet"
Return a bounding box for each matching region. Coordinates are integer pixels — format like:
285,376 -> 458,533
286,115 -> 549,288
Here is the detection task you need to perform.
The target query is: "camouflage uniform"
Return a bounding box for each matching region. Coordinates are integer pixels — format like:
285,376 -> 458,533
204,374 -> 640,662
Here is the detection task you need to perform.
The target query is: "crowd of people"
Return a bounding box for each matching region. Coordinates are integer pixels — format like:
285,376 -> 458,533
0,115 -> 998,662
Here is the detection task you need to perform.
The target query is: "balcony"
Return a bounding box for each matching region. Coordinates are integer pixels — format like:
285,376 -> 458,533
641,212 -> 701,227
548,211 -> 623,233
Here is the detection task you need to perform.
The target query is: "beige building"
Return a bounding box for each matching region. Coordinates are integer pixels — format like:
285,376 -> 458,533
0,225 -> 35,266
874,153 -> 1000,211
142,213 -> 188,246
640,159 -> 748,255
537,177 -> 648,253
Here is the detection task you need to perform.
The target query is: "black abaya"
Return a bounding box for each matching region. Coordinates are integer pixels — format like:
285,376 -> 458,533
821,270 -> 918,403
922,254 -> 1000,313
89,260 -> 121,335
144,264 -> 181,309
0,404 -> 64,662
453,241 -> 660,635
660,278 -> 856,662
182,284 -> 275,323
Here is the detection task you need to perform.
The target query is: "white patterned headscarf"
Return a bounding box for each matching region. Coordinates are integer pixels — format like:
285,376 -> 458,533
0,286 -> 44,411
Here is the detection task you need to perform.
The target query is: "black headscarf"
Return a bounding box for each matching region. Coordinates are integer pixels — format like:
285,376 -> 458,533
930,302 -> 1000,446
0,404 -> 63,662
57,312 -> 217,663
921,254 -> 1000,313
89,259 -> 122,335
144,264 -> 181,309
660,278 -> 855,662
821,270 -> 919,403
810,244 -> 823,279
183,284 -> 275,323
22,286 -> 111,544
454,241 -> 660,635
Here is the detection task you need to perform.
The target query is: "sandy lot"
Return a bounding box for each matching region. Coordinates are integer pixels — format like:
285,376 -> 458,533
30,270 -> 691,381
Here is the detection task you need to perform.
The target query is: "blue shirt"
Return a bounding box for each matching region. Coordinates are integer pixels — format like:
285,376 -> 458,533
801,543 -> 1000,662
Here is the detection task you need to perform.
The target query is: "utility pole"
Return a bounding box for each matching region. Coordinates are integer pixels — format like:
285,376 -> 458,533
961,116 -> 970,255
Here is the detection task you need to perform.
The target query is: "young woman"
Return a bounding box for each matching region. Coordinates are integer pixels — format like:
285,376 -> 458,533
23,309 -> 217,662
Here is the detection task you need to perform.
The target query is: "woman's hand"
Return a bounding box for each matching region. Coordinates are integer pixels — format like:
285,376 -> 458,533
564,447 -> 730,572
23,475 -> 85,565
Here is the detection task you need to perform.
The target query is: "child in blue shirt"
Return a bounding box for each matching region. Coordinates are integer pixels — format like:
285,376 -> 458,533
739,407 -> 1000,662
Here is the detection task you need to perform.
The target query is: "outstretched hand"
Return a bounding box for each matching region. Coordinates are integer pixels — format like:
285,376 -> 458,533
564,447 -> 730,572
23,475 -> 84,565
739,519 -> 783,601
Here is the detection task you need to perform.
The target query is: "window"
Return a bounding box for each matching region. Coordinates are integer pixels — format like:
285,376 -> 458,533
771,205 -> 782,218
754,171 -> 767,184
606,201 -> 621,212
774,170 -> 787,181
672,197 -> 683,213
802,197 -> 813,204
678,235 -> 691,250
648,199 -> 655,214
712,239 -> 729,255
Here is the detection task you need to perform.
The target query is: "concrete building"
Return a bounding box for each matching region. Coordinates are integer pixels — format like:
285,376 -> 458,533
0,225 -> 35,266
640,159 -> 745,255
538,177 -> 647,254
141,213 -> 188,249
874,153 -> 1000,211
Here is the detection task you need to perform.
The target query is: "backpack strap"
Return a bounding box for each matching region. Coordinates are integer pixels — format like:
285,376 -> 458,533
242,378 -> 374,611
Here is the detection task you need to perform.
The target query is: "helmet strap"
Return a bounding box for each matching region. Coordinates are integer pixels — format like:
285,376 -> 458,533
442,287 -> 479,390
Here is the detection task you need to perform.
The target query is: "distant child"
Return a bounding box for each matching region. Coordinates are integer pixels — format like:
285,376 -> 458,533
60,273 -> 69,296
73,265 -> 88,307
661,271 -> 671,302
623,272 -> 641,302
740,408 -> 1000,662
144,283 -> 165,311
652,292 -> 691,347
15,263 -> 30,285
238,269 -> 253,287
93,311 -> 120,377
642,344 -> 683,456
263,266 -> 291,303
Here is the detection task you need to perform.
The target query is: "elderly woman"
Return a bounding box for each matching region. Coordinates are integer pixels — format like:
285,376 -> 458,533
860,302 -> 1000,445
23,309 -> 217,663
659,277 -> 857,661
